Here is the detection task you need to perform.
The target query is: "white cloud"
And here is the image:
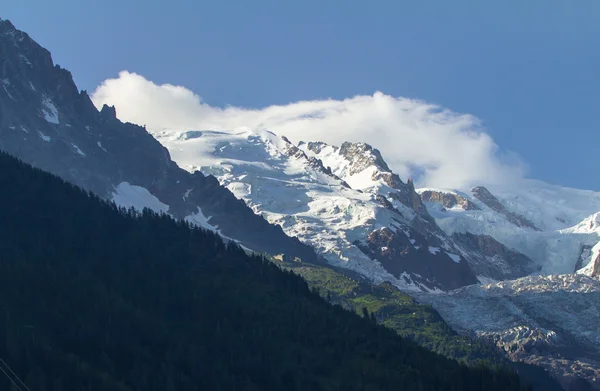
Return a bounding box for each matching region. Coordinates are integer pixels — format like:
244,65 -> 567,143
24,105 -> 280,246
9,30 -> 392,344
92,71 -> 526,189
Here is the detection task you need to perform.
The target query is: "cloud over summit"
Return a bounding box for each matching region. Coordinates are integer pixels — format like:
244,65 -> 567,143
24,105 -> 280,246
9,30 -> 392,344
92,71 -> 526,189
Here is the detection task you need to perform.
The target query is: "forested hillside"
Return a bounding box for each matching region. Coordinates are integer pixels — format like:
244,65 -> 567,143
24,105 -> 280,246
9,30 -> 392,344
285,263 -> 562,391
0,150 -> 532,391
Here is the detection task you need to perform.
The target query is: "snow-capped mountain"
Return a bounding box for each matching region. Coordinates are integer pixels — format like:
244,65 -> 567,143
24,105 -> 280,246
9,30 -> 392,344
0,18 -> 317,263
416,183 -> 600,277
152,127 -> 600,388
412,183 -> 600,387
4,16 -> 600,388
153,128 -> 544,291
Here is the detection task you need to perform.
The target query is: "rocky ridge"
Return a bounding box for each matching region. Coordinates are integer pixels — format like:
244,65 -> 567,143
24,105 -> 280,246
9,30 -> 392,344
0,18 -> 318,262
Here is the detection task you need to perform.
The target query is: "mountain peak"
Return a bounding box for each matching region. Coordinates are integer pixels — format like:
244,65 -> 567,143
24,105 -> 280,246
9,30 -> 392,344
338,141 -> 392,175
0,18 -> 16,32
100,103 -> 117,121
305,141 -> 334,154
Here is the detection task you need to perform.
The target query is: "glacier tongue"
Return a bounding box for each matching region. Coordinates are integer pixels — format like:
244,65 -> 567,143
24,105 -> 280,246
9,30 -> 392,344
417,274 -> 600,388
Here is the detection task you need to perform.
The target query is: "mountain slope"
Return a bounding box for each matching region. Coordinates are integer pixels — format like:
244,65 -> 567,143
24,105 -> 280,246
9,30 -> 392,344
416,183 -> 600,276
0,18 -> 317,263
0,149 -> 535,391
285,260 -> 562,391
155,128 -> 544,291
154,128 -> 487,291
412,184 -> 600,389
152,127 -> 600,389
300,140 -> 540,282
1,15 -> 591,389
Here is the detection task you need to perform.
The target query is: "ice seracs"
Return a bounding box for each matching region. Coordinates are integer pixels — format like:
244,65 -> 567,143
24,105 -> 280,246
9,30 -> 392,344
418,273 -> 600,388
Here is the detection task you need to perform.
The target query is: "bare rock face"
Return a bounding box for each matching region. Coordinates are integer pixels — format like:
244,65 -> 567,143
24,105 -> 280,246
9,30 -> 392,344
591,252 -> 600,278
575,245 -> 594,273
472,186 -> 540,231
356,227 -> 479,290
452,232 -> 540,280
282,137 -> 350,187
336,142 -> 431,217
0,18 -> 319,262
305,141 -> 334,155
388,178 -> 432,218
420,190 -> 480,211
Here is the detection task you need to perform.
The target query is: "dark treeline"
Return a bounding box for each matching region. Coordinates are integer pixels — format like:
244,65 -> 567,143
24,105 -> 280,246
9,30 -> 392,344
0,150 -> 531,390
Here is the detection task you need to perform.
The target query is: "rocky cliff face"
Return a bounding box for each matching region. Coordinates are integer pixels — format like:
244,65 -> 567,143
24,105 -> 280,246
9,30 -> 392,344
420,190 -> 480,211
357,227 -> 478,290
472,186 -> 540,231
452,232 -> 540,280
0,18 -> 319,262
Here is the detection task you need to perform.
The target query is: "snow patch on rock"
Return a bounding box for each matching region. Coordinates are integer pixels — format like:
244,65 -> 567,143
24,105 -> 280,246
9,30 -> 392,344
72,143 -> 86,157
111,182 -> 169,214
38,131 -> 51,142
41,96 -> 60,124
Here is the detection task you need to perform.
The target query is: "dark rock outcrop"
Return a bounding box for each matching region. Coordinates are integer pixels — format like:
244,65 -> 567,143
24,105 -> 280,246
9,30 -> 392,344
452,232 -> 540,280
420,190 -> 481,211
305,141 -> 334,155
338,141 -> 392,175
356,227 -> 479,290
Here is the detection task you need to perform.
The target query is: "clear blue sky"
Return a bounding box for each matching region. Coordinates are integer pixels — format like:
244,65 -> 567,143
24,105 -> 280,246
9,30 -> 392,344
4,0 -> 599,189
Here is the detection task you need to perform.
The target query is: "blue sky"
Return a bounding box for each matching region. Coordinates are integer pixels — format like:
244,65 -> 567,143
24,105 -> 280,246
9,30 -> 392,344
4,0 -> 600,189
